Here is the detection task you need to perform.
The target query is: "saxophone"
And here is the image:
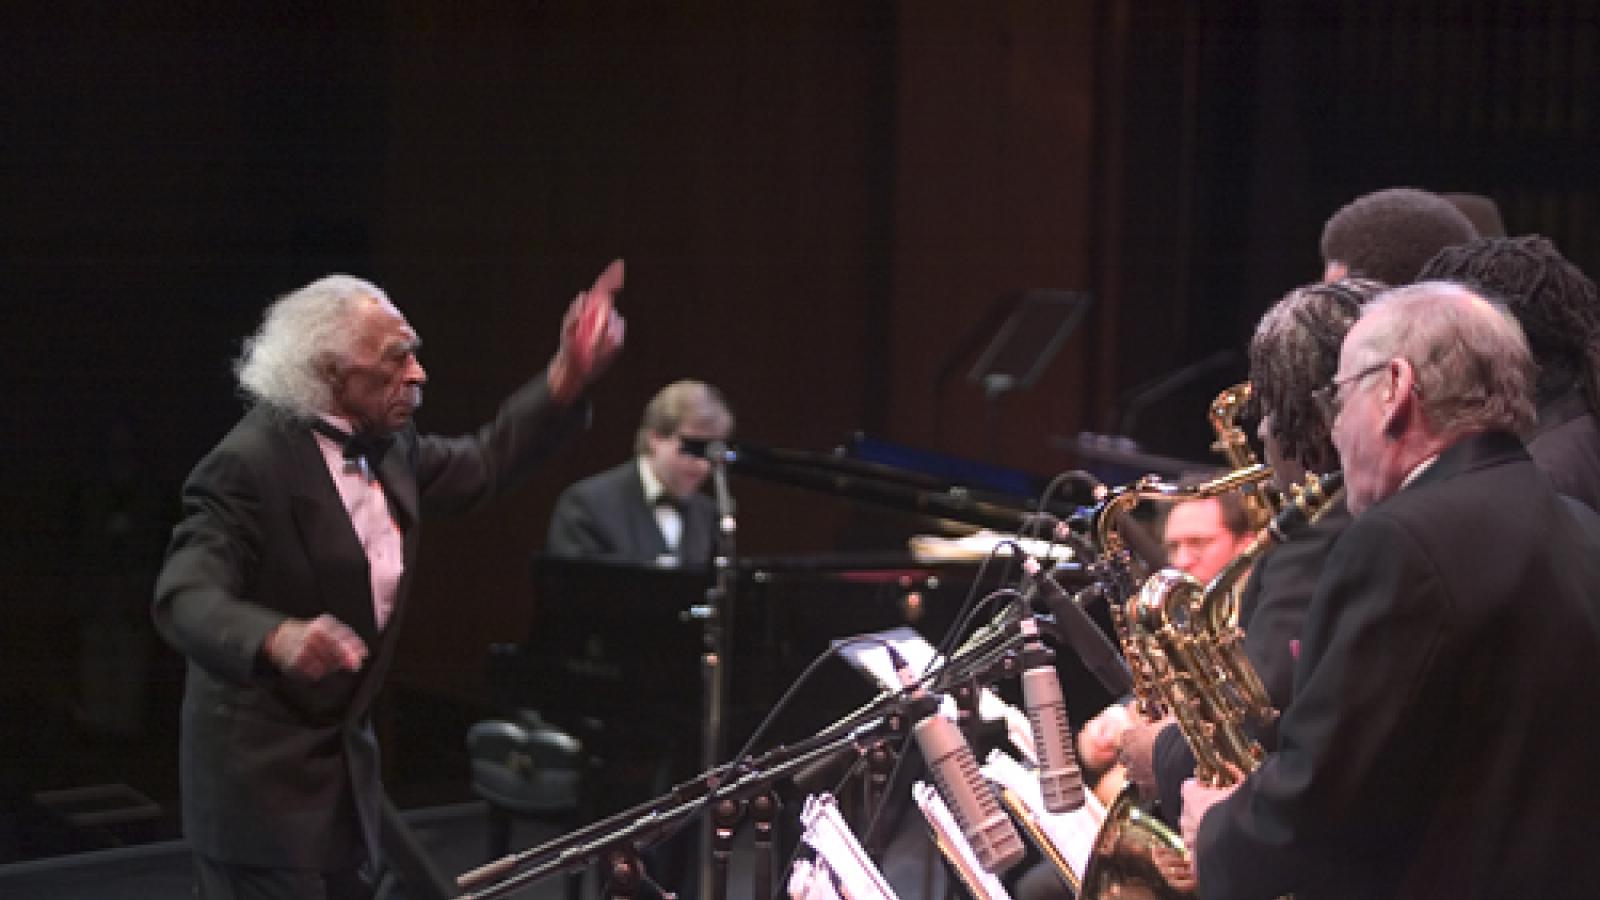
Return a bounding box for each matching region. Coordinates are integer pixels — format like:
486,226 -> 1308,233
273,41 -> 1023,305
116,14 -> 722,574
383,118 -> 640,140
1086,381 -> 1272,605
1209,382 -> 1278,532
1088,465 -> 1276,721
1129,471 -> 1343,785
1077,472 -> 1344,899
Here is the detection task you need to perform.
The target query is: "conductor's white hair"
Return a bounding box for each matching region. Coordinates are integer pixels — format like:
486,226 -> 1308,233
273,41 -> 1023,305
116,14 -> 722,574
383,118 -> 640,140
234,275 -> 387,419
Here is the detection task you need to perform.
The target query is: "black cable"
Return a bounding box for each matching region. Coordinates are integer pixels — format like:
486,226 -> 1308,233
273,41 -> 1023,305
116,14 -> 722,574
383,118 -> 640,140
644,632 -> 908,872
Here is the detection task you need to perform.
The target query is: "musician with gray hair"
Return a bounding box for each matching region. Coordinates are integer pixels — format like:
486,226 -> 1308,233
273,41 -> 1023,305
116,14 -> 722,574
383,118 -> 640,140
1184,282 -> 1600,899
153,262 -> 625,900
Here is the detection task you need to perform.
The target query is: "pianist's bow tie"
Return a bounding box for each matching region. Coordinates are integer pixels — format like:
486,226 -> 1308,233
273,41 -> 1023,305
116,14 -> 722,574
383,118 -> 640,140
654,493 -> 687,514
311,420 -> 395,467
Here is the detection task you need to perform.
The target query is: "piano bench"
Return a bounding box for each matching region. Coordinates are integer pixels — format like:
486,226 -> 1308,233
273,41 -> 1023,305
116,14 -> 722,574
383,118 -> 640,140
466,712 -> 587,899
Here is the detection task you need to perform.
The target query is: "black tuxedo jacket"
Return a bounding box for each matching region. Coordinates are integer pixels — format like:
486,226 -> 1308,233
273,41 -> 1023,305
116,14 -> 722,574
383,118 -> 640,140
545,460 -> 717,567
1529,386 -> 1600,513
1196,432 -> 1600,900
153,373 -> 586,869
1151,498 -> 1353,823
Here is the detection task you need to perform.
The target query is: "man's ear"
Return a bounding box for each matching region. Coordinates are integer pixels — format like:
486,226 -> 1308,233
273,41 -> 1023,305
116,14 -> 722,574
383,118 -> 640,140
1381,360 -> 1418,439
316,353 -> 342,384
316,355 -> 348,410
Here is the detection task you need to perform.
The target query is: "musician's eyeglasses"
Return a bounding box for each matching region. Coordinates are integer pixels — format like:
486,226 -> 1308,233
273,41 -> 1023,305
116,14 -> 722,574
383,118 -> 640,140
1312,360 -> 1389,425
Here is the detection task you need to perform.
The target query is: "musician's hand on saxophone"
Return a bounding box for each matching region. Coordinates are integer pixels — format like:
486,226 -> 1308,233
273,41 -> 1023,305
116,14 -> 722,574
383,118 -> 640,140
1077,700 -> 1133,772
1117,711 -> 1176,799
1179,769 -> 1244,852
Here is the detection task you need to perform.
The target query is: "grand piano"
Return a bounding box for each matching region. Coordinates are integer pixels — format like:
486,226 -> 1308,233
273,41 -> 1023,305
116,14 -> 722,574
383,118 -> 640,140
500,439 -> 1120,808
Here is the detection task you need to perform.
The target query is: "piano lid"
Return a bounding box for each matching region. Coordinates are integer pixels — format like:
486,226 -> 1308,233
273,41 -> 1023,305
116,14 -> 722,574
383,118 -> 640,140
722,438 -> 1094,535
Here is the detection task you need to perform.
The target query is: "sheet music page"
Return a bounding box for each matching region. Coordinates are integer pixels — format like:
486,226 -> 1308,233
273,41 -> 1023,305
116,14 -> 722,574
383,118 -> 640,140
834,627 -> 1030,756
788,859 -> 844,900
796,794 -> 900,900
912,781 -> 1013,900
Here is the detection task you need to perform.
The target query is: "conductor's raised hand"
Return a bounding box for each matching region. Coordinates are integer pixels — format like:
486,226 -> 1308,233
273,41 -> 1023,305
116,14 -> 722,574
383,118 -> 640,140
262,614 -> 369,682
549,259 -> 626,403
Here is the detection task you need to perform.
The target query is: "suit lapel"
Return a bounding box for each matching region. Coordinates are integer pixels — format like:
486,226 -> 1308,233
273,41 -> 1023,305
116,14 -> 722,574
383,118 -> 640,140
679,499 -> 714,566
282,419 -> 416,725
375,429 -> 419,533
283,418 -> 379,639
349,430 -> 420,716
347,430 -> 429,713
623,464 -> 670,558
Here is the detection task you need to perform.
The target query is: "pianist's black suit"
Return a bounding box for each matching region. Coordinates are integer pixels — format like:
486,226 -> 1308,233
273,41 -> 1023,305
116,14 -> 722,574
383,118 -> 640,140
545,460 -> 718,566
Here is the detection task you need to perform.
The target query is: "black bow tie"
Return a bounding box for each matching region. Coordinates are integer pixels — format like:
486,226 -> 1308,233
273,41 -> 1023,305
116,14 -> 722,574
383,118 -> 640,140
311,420 -> 395,467
654,493 -> 686,515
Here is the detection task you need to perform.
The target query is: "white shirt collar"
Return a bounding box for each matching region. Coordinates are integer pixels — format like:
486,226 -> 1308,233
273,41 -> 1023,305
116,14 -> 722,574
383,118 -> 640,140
1400,452 -> 1440,490
318,412 -> 360,435
638,456 -> 667,504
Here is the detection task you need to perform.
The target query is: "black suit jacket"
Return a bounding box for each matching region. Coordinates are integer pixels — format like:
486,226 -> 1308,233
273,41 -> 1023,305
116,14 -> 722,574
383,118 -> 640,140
1196,432 -> 1600,900
1529,386 -> 1600,513
153,373 -> 586,869
545,460 -> 717,567
1151,498 -> 1352,824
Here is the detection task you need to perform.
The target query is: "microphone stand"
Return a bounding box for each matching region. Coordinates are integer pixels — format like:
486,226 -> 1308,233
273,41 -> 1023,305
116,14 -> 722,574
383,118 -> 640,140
750,791 -> 779,900
710,796 -> 743,900
602,845 -> 643,900
455,613 -> 1035,900
698,441 -> 738,896
862,740 -> 896,857
454,693 -> 906,900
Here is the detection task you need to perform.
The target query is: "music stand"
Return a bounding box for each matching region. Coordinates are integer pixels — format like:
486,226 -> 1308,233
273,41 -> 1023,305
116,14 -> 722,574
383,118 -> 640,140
962,290 -> 1091,456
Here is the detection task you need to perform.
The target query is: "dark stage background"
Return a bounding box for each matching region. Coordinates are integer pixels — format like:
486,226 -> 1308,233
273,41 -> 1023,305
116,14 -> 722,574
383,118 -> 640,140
3,0 -> 1596,872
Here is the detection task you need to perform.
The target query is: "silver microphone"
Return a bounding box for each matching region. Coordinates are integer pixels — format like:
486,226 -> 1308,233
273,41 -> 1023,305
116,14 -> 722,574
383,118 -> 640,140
1018,617 -> 1085,813
1024,558 -> 1135,697
888,646 -> 1026,874
912,711 -> 1027,873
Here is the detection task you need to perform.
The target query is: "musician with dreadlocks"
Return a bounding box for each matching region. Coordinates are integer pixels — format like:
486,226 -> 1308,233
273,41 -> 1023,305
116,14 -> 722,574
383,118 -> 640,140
1417,235 -> 1600,511
1115,280 -> 1386,829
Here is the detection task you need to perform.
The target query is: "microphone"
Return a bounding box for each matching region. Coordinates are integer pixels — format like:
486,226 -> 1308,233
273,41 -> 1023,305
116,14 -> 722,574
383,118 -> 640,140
886,646 -> 1025,874
705,440 -> 737,532
1018,511 -> 1100,562
1018,617 -> 1085,813
1023,558 -> 1135,697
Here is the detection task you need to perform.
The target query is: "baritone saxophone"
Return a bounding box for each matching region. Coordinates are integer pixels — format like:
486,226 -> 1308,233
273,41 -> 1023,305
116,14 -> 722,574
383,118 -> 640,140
1077,471 -> 1344,899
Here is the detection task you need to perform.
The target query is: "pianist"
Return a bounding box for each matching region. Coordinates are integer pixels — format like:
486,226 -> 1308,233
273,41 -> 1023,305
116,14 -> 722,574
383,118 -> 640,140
546,379 -> 734,567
